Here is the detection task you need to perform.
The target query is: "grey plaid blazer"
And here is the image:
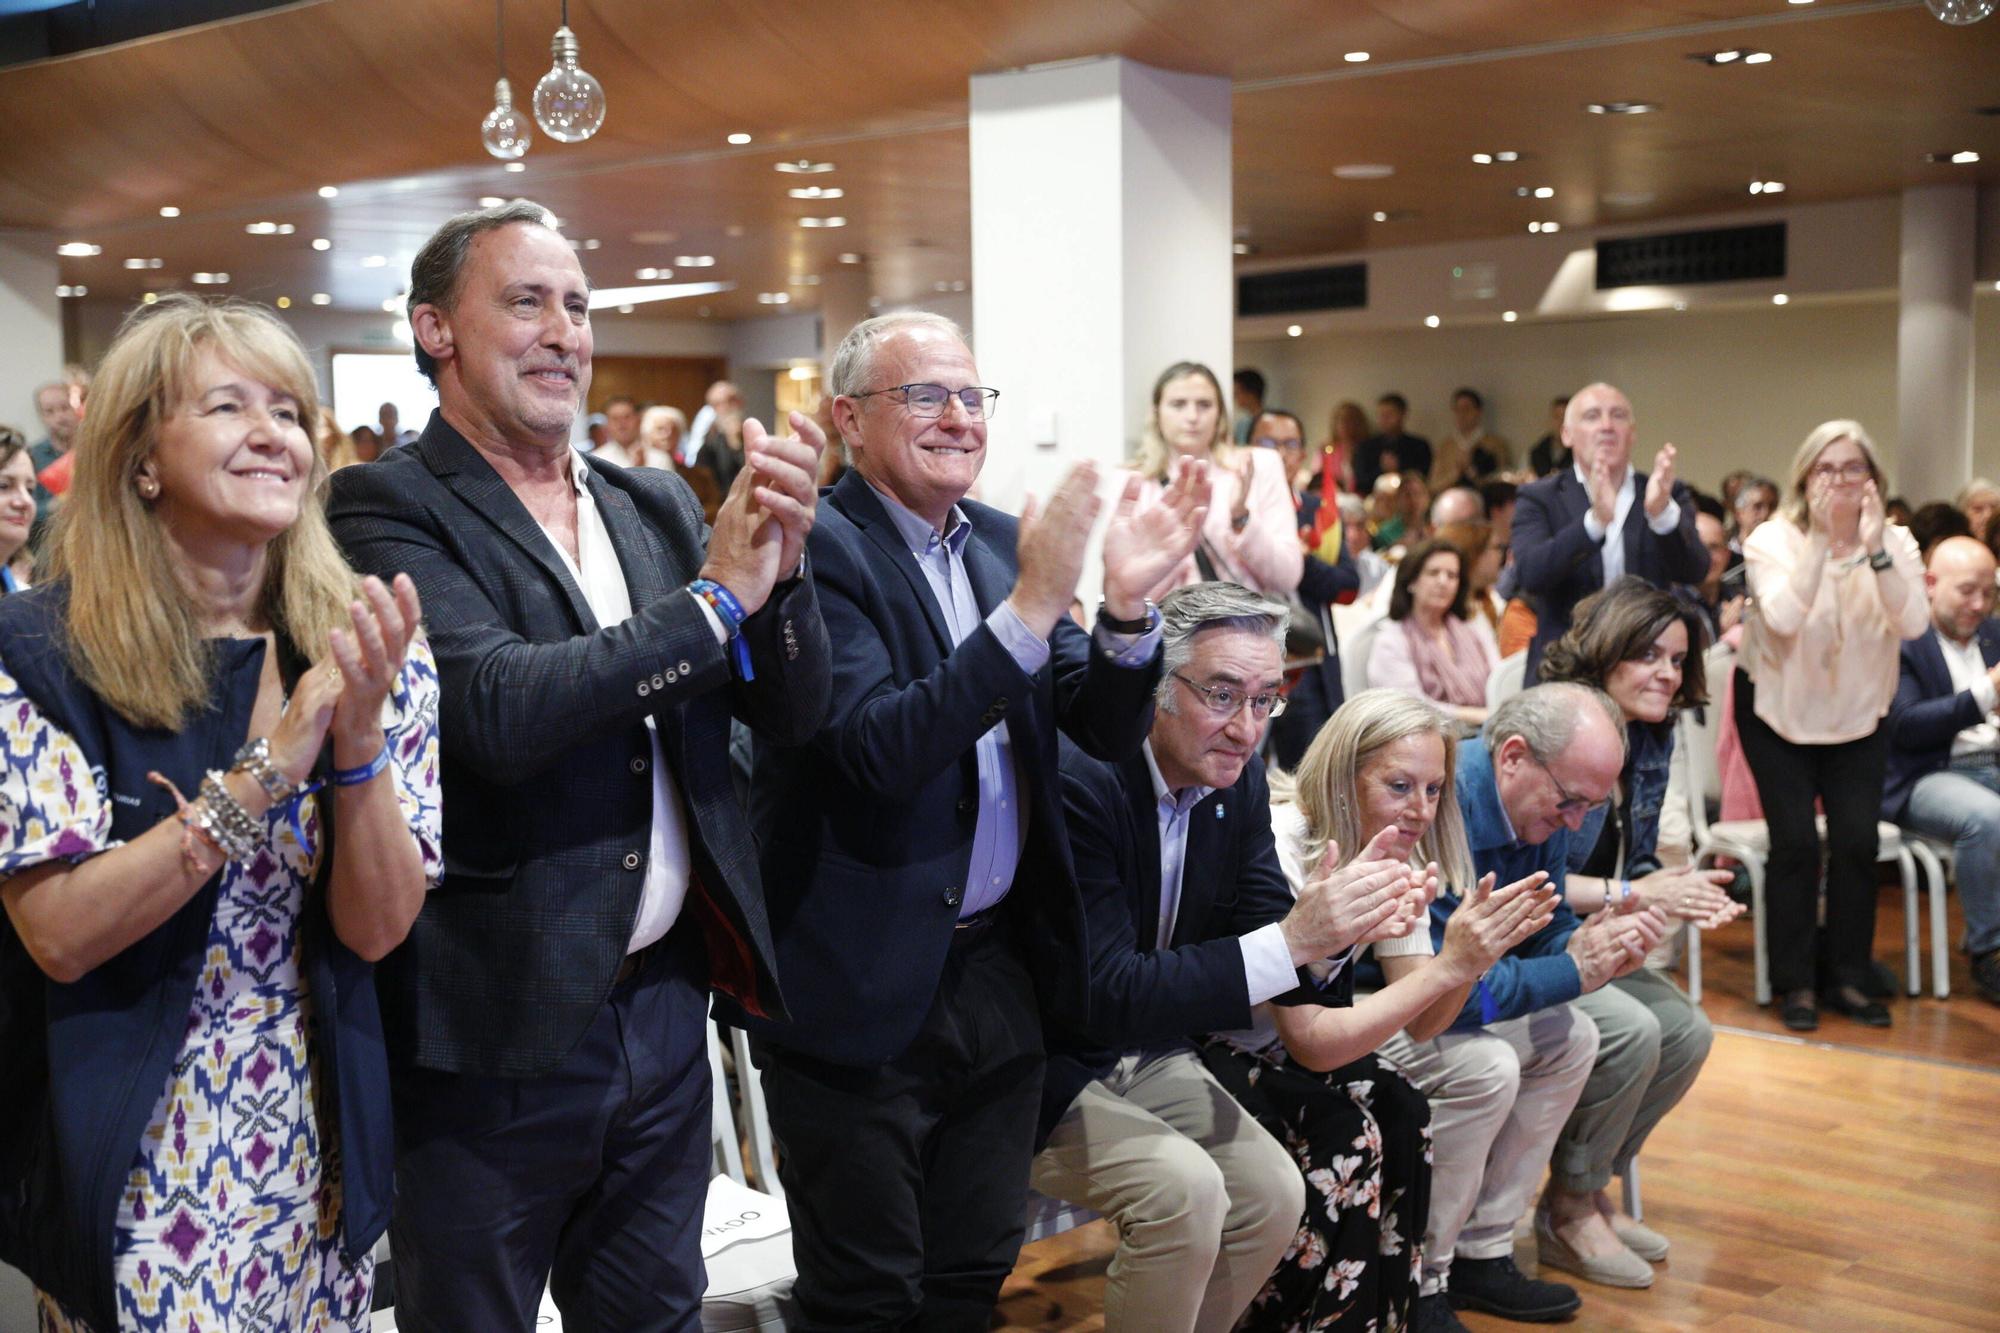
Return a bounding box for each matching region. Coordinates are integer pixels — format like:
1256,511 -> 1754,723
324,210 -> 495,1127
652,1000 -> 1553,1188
328,413 -> 828,1078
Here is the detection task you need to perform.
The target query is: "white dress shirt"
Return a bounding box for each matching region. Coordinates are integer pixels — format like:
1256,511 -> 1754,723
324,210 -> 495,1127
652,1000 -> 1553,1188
1574,461 -> 1681,586
536,459 -> 727,954
1935,626 -> 2000,757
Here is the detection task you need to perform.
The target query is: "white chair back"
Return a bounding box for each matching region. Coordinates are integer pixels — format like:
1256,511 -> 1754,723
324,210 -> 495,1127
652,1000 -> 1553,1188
1486,649 -> 1527,711
1343,614 -> 1386,701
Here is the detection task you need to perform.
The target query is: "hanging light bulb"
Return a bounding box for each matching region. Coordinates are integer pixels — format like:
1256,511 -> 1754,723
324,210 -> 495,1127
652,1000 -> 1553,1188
480,2 -> 530,159
533,2 -> 605,143
482,79 -> 532,159
1925,0 -> 1993,22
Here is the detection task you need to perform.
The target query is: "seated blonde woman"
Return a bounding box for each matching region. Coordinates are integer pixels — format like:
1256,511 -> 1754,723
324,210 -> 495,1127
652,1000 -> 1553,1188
1202,689 -> 1556,1332
1370,536 -> 1501,727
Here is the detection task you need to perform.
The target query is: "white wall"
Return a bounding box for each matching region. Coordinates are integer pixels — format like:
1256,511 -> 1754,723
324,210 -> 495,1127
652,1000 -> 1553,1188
0,238 -> 64,436
1242,291 -> 2000,503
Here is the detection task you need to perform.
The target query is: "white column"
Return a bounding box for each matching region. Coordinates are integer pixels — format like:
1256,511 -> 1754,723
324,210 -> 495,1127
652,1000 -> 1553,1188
1897,184 -> 1977,503
968,56 -> 1233,519
0,238 -> 64,440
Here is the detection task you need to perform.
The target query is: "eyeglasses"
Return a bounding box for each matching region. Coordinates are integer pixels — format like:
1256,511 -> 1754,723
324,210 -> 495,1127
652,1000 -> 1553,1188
1251,436 -> 1301,451
848,382 -> 1000,420
1526,749 -> 1609,817
1171,671 -> 1287,720
1809,460 -> 1872,484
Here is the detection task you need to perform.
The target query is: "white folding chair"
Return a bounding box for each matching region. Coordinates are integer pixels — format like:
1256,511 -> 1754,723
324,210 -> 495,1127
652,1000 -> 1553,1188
1903,831 -> 1955,999
1342,614 -> 1385,701
1022,1189 -> 1100,1245
730,1026 -> 784,1198
1486,649 -> 1527,711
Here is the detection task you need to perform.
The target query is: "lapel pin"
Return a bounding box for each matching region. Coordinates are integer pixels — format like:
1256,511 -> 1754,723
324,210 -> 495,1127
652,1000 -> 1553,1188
1214,805 -> 1225,819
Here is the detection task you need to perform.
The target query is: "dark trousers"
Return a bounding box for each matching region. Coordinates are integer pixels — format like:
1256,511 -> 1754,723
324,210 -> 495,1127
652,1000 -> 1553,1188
387,927 -> 712,1333
1734,670 -> 1891,994
1268,658 -> 1341,772
754,918 -> 1045,1331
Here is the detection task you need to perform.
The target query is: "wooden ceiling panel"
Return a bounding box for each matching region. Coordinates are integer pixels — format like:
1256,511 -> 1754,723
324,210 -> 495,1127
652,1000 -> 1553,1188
2,0 -> 1995,322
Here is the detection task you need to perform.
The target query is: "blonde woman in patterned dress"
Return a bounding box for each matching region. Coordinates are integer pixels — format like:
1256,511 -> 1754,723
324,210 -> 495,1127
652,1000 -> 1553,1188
0,294 -> 441,1332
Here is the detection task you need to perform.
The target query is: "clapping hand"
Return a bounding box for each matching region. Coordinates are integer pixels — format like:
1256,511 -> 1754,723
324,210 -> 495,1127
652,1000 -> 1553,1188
1438,871 -> 1557,983
1643,443 -> 1679,519
1281,824 -> 1411,965
701,411 -> 825,617
327,573 -> 424,760
1858,479 -> 1887,555
1627,865 -> 1744,929
1101,457 -> 1211,616
1588,450 -> 1620,529
1008,463 -> 1103,637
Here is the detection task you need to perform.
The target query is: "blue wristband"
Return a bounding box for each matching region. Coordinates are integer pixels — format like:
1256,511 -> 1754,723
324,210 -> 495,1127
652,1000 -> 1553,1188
333,745 -> 392,787
689,579 -> 756,682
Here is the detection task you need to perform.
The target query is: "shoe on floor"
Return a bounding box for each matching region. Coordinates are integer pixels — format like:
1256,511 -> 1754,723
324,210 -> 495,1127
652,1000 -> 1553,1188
1534,1211 -> 1654,1289
1780,988 -> 1819,1032
1613,1216 -> 1670,1263
1447,1253 -> 1583,1321
1822,984 -> 1891,1027
1415,1291 -> 1473,1333
1859,959 -> 1900,999
1972,950 -> 2000,1006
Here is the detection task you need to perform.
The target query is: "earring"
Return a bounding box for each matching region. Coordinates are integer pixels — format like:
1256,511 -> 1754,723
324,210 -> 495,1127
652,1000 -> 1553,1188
136,476 -> 159,499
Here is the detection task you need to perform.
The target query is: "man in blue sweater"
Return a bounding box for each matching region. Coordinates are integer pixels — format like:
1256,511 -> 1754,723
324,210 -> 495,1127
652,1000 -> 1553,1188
1378,683 -> 1665,1333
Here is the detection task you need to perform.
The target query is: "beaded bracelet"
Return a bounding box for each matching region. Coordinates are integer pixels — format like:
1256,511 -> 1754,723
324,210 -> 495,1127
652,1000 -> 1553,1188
231,736 -> 298,804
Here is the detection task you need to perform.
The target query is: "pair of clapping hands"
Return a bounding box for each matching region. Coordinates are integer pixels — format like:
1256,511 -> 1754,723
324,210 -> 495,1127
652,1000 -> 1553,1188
699,412 -> 828,619
1280,825 -> 1562,986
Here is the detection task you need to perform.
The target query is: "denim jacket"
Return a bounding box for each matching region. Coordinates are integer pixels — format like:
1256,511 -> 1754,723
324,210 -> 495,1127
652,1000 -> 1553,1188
1568,719 -> 1675,882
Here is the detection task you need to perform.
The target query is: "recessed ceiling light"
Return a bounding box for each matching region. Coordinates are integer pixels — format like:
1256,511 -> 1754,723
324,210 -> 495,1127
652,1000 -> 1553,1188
838,252 -> 863,264
276,296 -> 291,309
54,284 -> 86,297
727,132 -> 753,145
1502,310 -> 1518,322
312,238 -> 332,251
1287,324 -> 1304,336
56,242 -> 100,257
619,303 -> 636,313
1495,151 -> 1520,162
1232,241 -> 1253,255
1533,186 -> 1555,199
1952,150 -> 1981,164
1471,153 -> 1494,165
1343,51 -> 1369,63
792,274 -> 822,285
1772,293 -> 1789,305
1789,1 -> 1814,6
1748,180 -> 1786,194
1333,163 -> 1395,180
318,185 -> 339,198
798,216 -> 846,228
1542,221 -> 1561,233
788,186 -> 844,200
504,162 -> 526,173
362,255 -> 388,268
1424,315 -> 1441,328
191,272 -> 229,284
122,257 -> 153,269
1371,211 -> 1389,222
1674,300 -> 1688,311
159,206 -> 180,218
757,292 -> 791,304
676,255 -> 716,267
142,292 -> 158,304
245,221 -> 287,235
480,196 -> 506,207
311,293 -> 331,305
1586,101 -> 1656,115
1709,49 -> 1742,63
775,159 -> 835,174
1743,51 -> 1773,64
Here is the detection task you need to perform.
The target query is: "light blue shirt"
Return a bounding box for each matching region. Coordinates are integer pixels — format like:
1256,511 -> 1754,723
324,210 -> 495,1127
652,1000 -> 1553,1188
872,483 -> 1160,917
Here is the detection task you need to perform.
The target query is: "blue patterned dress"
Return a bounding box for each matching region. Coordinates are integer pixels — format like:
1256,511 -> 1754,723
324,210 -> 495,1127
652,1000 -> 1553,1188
4,642 -> 444,1333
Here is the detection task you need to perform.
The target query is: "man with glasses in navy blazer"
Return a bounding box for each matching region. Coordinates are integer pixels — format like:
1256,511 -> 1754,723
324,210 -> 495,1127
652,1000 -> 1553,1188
723,311 -> 1209,1329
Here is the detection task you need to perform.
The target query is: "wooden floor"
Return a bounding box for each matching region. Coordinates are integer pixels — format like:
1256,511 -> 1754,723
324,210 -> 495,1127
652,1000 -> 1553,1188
999,884 -> 2000,1331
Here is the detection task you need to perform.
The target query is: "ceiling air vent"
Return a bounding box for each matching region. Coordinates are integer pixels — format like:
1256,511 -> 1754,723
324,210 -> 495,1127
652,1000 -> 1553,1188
1596,222 -> 1786,289
1237,264 -> 1368,317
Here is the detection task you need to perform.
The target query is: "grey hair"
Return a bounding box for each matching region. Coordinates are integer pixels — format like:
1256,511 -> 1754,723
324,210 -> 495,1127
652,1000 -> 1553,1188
1335,491 -> 1367,522
1156,582 -> 1290,713
827,311 -> 967,399
407,198 -> 563,386
1484,681 -> 1627,765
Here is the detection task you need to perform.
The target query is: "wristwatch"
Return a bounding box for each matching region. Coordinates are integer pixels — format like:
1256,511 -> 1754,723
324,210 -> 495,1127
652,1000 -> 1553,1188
1868,549 -> 1893,571
1097,600 -> 1156,635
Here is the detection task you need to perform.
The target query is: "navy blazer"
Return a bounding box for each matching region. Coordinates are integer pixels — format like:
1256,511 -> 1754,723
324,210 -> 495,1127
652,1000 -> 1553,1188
1883,620 -> 2000,820
726,471 -> 1161,1067
1511,466 -> 1707,676
0,587 -> 391,1330
1042,746 -> 1340,1141
329,412 -> 829,1077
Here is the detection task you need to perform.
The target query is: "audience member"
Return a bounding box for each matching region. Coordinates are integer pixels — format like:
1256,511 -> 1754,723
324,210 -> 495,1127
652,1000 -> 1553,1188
328,200 -> 831,1329
696,379 -> 749,490
27,379 -> 78,543
1533,580 -> 1739,1287
1430,484 -> 1486,531
377,400 -> 416,449
592,393 -> 659,467
349,423 -> 383,462
1435,387 -> 1511,489
1436,518 -> 1503,630
1692,508 -> 1743,639
1341,490 -> 1391,598
1134,361 -> 1302,601
1233,367 -> 1267,444
583,410 -> 609,450
1718,469 -> 1755,513
1736,420 -> 1925,1031
0,429 -> 33,589
1510,382 -> 1705,676
315,404 -> 364,473
1370,536 -> 1499,727
730,311 -> 1206,1327
1269,515 -> 1361,771
1313,399 -> 1367,502
1955,478 -> 1999,544
1357,392 -> 1433,496
647,405 -> 725,521
1885,495 -> 1913,528
1206,688 -> 1557,1332
1527,396 -> 1570,478
1884,536 -> 2000,1005
1373,684 -> 1664,1331
1729,475 -> 1779,550
1,294 -> 438,1331
1249,408 -> 1310,504
1040,587 -> 1429,1332
1909,500 -> 1973,559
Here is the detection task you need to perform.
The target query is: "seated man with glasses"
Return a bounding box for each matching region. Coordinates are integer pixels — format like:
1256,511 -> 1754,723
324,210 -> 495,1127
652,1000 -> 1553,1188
1368,682 -> 1667,1332
1036,582 -> 1437,1332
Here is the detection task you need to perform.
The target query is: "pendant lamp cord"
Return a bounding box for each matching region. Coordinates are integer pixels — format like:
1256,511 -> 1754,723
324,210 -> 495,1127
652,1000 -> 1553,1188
495,0 -> 505,76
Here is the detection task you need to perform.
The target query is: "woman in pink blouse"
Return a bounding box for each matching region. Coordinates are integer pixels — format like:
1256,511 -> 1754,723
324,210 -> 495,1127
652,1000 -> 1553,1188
1132,361 -> 1302,600
1368,536 -> 1499,728
1737,419 -> 1926,1031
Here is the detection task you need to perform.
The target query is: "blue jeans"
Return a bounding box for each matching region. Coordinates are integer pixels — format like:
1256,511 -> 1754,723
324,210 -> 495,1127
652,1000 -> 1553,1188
1903,753 -> 2000,957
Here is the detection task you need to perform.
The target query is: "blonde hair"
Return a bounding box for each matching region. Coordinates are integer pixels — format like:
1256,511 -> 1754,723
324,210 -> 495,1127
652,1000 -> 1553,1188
1781,418 -> 1886,532
641,404 -> 687,446
1282,688 -> 1476,894
43,294 -> 359,730
1133,361 -> 1234,483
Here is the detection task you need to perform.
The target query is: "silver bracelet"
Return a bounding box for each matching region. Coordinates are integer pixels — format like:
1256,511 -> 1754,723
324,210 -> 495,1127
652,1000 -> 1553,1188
198,771 -> 264,858
187,794 -> 257,862
231,737 -> 297,804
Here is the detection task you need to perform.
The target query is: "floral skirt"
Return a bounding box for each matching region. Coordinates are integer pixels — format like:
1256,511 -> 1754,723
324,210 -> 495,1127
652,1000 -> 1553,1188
1199,1041 -> 1431,1333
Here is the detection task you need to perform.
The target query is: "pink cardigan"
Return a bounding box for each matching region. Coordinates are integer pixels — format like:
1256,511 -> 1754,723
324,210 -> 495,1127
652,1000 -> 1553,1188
1141,448 -> 1304,599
